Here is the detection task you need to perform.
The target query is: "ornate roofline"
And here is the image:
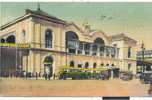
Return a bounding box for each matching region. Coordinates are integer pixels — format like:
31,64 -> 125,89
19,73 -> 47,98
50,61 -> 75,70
65,22 -> 84,33
0,8 -> 137,45
109,33 -> 137,43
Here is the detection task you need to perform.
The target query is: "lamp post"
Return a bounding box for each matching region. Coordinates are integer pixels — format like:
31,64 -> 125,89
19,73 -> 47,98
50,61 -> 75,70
141,41 -> 145,73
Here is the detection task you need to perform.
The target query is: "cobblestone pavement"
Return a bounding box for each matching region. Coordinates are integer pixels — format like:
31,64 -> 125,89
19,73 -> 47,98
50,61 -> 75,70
0,78 -> 150,96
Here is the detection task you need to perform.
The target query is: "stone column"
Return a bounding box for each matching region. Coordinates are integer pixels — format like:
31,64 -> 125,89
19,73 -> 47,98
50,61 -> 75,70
97,45 -> 100,57
22,55 -> 28,72
75,41 -> 78,55
90,43 -> 93,56
109,47 -> 112,58
27,50 -> 34,74
111,69 -> 114,79
104,46 -> 107,58
82,43 -> 85,55
117,48 -> 119,58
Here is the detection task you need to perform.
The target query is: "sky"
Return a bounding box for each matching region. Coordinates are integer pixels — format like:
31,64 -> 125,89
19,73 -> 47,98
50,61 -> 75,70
0,2 -> 152,49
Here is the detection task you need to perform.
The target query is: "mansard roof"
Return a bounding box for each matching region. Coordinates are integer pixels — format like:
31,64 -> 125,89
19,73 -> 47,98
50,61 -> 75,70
0,8 -> 67,30
25,9 -> 67,24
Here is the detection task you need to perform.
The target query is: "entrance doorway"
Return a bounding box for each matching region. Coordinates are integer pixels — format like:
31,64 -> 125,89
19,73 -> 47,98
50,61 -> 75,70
43,56 -> 53,79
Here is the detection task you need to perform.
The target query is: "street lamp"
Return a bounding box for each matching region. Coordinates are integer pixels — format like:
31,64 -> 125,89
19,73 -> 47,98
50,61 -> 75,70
141,41 -> 145,73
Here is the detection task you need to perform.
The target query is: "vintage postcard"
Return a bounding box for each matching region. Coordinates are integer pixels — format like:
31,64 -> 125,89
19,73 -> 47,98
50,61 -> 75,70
0,2 -> 152,97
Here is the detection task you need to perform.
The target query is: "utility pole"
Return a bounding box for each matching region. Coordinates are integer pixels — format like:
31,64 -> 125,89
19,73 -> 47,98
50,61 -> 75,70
37,2 -> 41,11
141,41 -> 145,73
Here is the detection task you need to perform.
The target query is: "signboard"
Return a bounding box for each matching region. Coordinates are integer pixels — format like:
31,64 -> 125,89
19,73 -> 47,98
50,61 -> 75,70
0,43 -> 30,48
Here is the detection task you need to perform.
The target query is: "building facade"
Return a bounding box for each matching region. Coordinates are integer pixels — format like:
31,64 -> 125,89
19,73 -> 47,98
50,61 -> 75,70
0,8 -> 137,77
137,50 -> 152,73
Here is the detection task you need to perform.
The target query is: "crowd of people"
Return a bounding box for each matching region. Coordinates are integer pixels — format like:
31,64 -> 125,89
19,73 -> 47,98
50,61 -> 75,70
0,71 -> 56,80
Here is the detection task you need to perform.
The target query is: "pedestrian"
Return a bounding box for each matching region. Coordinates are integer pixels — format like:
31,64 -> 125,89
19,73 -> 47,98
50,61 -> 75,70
36,72 -> 38,80
53,73 -> 55,79
44,73 -> 47,80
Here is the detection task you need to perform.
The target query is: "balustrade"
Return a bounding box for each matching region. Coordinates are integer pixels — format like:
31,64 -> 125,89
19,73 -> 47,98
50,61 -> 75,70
66,40 -> 119,59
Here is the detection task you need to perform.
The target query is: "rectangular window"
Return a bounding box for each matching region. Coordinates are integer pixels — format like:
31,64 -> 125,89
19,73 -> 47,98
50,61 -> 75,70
45,40 -> 52,48
68,49 -> 76,54
128,47 -> 131,58
128,63 -> 131,71
106,54 -> 110,57
105,47 -> 110,57
111,47 -> 116,58
100,46 -> 104,52
100,53 -> 104,56
111,54 -> 115,58
78,43 -> 83,54
92,44 -> 97,56
78,50 -> 82,54
85,51 -> 90,55
92,52 -> 97,56
67,40 -> 78,48
84,43 -> 90,55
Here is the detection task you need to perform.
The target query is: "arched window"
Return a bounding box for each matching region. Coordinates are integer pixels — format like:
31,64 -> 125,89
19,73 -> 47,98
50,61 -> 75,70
94,38 -> 105,46
85,62 -> 89,68
22,30 -> 26,37
146,65 -> 151,71
93,38 -> 105,55
78,64 -> 82,68
22,30 -> 26,40
128,47 -> 131,58
44,56 -> 53,64
66,31 -> 79,54
70,61 -> 74,67
6,35 -> 15,43
1,38 -> 5,43
66,31 -> 79,48
45,29 -> 52,48
106,64 -> 109,66
66,31 -> 79,41
93,63 -> 97,68
101,63 -> 104,66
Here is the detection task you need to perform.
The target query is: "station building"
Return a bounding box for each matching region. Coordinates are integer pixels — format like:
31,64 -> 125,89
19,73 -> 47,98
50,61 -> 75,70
0,8 -> 137,77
